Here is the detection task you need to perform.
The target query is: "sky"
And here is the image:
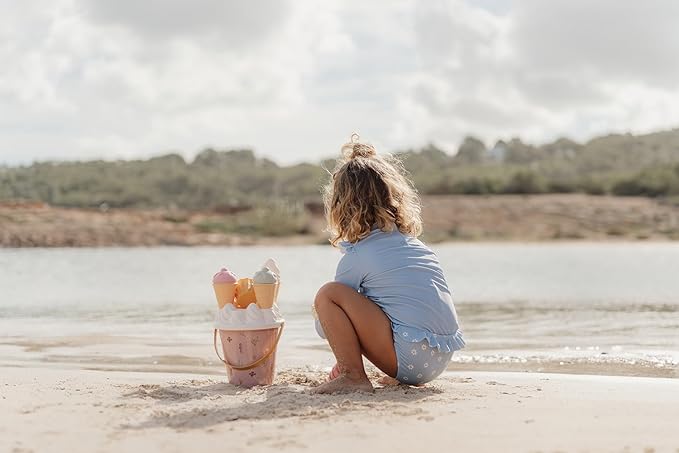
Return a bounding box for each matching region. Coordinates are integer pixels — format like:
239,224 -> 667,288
2,0 -> 679,165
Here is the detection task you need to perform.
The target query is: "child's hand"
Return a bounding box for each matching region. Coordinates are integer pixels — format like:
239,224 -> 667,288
328,363 -> 341,381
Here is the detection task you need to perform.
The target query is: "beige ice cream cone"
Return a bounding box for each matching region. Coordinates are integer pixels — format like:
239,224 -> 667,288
274,281 -> 280,303
254,283 -> 277,309
213,282 -> 237,309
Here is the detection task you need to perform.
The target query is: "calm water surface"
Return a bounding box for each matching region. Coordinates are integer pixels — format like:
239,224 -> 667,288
1,243 -> 678,375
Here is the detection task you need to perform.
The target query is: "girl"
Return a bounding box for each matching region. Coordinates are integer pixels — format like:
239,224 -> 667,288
313,134 -> 465,394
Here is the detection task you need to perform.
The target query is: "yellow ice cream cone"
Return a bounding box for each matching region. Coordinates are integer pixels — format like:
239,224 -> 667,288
254,283 -> 277,309
235,278 -> 257,308
213,282 -> 236,309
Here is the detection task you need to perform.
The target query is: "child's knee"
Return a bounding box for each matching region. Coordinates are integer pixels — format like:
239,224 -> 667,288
314,282 -> 333,309
316,281 -> 341,297
314,282 -> 344,310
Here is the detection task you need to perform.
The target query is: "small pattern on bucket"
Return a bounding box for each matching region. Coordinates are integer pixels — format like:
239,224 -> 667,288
218,328 -> 279,388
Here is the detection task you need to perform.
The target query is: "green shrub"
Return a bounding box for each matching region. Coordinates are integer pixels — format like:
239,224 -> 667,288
5,130 -> 679,208
195,201 -> 310,236
611,167 -> 679,197
503,170 -> 547,194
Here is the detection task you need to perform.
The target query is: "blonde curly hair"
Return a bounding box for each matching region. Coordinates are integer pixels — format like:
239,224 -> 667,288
323,133 -> 423,247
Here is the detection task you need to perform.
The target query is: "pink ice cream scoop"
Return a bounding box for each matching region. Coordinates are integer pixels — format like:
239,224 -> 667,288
213,268 -> 237,284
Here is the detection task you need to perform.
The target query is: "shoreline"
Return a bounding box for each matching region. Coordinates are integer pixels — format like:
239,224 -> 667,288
2,330 -> 677,381
3,366 -> 679,452
3,194 -> 679,247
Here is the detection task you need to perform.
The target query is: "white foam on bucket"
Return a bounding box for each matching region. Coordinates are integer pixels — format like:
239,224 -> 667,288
214,303 -> 284,331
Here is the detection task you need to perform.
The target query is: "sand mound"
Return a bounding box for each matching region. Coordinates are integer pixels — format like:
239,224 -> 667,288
120,368 -> 445,431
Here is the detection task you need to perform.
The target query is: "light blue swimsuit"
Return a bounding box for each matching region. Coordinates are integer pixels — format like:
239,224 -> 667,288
327,227 -> 465,384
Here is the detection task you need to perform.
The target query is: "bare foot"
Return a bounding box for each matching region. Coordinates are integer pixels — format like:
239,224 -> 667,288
377,375 -> 401,386
312,374 -> 374,394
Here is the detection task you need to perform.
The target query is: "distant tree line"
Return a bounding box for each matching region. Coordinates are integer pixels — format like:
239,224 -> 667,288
2,128 -> 679,210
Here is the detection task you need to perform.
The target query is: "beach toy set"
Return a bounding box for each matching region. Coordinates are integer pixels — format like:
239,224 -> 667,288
212,259 -> 284,388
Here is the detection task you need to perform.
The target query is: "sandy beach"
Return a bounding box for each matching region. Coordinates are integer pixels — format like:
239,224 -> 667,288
2,366 -> 678,453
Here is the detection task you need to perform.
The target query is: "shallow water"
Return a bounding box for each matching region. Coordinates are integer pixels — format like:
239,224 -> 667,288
1,243 -> 678,377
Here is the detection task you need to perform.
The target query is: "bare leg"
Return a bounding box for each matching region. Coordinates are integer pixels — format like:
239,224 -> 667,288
312,282 -> 397,394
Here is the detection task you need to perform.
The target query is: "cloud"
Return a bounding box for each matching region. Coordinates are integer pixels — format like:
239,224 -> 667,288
79,0 -> 292,47
1,0 -> 679,165
511,0 -> 679,88
0,0 -> 309,162
401,0 -> 679,147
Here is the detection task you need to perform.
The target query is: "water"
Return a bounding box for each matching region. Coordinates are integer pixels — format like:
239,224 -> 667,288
1,243 -> 678,377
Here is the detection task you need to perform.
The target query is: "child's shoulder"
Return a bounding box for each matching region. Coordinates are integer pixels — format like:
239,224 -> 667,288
352,227 -> 425,252
341,224 -> 436,256
339,228 -> 392,252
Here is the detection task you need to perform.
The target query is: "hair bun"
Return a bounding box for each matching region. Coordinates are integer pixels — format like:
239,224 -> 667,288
351,143 -> 376,159
342,133 -> 376,159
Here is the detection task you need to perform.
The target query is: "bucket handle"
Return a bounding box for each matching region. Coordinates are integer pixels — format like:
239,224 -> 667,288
213,324 -> 284,371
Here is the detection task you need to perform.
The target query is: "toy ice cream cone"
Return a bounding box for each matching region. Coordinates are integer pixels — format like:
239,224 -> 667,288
274,281 -> 280,303
213,283 -> 237,308
212,268 -> 238,308
235,278 -> 257,308
254,284 -> 276,308
253,267 -> 278,309
263,258 -> 281,304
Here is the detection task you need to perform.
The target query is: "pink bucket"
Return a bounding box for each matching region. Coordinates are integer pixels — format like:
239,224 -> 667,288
213,325 -> 284,388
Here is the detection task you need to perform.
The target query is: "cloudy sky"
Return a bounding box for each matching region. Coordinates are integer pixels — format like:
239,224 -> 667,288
2,0 -> 679,165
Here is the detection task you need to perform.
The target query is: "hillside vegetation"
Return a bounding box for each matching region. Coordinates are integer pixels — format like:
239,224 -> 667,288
2,129 -> 679,210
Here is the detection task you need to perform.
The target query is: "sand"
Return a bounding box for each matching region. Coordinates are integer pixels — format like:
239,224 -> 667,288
2,366 -> 679,453
4,194 -> 679,247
